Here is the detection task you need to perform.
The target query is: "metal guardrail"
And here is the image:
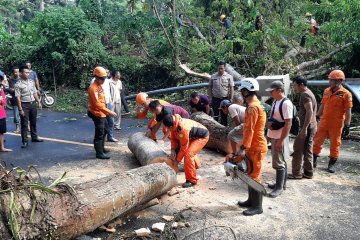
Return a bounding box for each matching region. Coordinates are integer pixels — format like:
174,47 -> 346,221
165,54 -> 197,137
125,80 -> 360,103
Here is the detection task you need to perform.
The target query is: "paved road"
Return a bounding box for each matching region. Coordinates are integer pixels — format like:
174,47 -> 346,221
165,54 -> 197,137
1,110 -> 147,171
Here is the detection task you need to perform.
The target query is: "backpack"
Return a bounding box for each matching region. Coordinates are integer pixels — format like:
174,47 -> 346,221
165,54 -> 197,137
278,98 -> 300,136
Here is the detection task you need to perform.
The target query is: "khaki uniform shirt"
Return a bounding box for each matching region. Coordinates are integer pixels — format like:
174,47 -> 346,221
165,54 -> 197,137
14,79 -> 36,102
209,72 -> 234,98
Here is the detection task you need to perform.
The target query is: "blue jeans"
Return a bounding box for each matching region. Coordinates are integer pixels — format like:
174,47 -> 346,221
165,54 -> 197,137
106,103 -> 114,140
13,106 -> 20,124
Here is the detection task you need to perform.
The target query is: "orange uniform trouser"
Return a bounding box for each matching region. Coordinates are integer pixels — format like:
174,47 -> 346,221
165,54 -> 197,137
181,136 -> 209,184
246,149 -> 267,183
313,120 -> 343,159
148,118 -> 169,141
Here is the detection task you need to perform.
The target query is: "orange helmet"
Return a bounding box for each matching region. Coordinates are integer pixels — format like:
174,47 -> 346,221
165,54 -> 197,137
136,92 -> 148,105
328,70 -> 345,81
93,66 -> 107,77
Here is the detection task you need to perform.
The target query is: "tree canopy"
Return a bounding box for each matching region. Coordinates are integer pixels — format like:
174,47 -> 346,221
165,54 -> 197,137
0,0 -> 359,91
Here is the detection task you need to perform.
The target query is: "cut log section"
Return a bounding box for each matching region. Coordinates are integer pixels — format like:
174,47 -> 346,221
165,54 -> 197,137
128,132 -> 179,172
191,112 -> 232,153
0,163 -> 176,239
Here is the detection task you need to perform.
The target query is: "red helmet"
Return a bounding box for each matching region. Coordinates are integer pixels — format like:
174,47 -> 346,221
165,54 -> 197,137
136,92 -> 148,105
328,70 -> 345,81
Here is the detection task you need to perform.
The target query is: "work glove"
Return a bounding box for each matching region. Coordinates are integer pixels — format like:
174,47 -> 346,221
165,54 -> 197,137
342,124 -> 350,138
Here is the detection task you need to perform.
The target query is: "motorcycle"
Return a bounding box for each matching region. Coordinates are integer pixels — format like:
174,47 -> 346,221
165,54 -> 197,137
40,89 -> 56,108
5,90 -> 56,109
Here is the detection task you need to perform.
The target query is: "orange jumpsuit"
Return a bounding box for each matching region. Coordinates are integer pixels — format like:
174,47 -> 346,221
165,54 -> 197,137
308,18 -> 317,34
170,115 -> 209,184
313,86 -> 352,159
88,82 -> 112,117
240,96 -> 268,182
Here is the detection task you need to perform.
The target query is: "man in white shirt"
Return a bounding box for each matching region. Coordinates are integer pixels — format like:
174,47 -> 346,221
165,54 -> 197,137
219,97 -> 246,153
110,71 -> 122,130
266,81 -> 293,198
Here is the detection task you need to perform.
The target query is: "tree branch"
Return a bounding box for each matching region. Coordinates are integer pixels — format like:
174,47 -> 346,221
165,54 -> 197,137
191,24 -> 216,51
294,43 -> 352,72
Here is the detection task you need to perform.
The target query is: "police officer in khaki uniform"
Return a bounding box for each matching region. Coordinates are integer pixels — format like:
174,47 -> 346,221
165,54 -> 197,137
208,61 -> 234,126
15,65 -> 43,148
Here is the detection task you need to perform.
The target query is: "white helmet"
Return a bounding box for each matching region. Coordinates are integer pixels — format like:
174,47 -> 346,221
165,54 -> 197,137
239,78 -> 259,91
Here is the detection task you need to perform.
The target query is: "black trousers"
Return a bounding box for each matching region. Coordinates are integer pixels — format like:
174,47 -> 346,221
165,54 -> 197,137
20,102 -> 38,143
88,111 -> 108,141
211,97 -> 228,126
120,93 -> 130,113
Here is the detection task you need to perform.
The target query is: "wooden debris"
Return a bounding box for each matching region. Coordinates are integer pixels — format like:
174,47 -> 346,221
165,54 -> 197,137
135,228 -> 151,237
162,215 -> 175,222
152,222 -> 166,232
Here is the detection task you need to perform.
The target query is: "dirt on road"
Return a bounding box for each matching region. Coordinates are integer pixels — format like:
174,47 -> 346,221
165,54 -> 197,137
42,136 -> 359,240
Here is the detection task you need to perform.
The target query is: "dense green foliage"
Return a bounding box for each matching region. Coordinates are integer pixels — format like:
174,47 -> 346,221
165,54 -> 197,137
0,0 -> 359,92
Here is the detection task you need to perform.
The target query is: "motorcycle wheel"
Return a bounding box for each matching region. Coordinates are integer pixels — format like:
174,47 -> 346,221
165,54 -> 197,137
41,93 -> 56,107
6,98 -> 13,110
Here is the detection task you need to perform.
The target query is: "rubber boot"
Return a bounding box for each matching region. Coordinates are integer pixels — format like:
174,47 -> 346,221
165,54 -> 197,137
313,154 -> 318,168
268,168 -> 286,198
102,139 -> 110,154
94,140 -> 110,159
328,157 -> 337,173
268,163 -> 287,190
243,188 -> 263,216
238,187 -> 252,208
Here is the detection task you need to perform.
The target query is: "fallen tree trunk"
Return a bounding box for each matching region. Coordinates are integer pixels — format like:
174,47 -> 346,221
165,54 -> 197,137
192,25 -> 216,51
191,112 -> 232,153
294,43 -> 352,72
0,164 -> 176,239
128,132 -> 178,172
179,63 -> 244,82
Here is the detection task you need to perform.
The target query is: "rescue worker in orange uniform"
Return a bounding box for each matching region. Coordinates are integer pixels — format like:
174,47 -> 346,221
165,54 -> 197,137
88,67 -> 117,159
135,92 -> 169,140
306,12 -> 318,34
313,70 -> 352,173
229,78 -> 267,216
162,114 -> 209,188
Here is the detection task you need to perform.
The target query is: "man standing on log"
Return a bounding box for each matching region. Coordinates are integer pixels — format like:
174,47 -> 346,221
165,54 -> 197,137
219,98 -> 246,154
231,78 -> 267,216
313,70 -> 352,173
266,81 -> 293,198
208,61 -> 234,126
88,66 -> 117,159
289,76 -> 317,179
162,114 -> 209,188
147,100 -> 190,141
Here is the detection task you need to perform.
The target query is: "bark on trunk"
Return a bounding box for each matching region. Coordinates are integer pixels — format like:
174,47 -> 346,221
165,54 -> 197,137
0,164 -> 176,239
128,132 -> 178,172
191,25 -> 216,50
178,63 -> 243,81
191,112 -> 231,153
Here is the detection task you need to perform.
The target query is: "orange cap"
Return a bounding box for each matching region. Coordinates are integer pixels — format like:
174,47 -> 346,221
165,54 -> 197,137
328,70 -> 345,81
93,66 -> 107,77
136,92 -> 148,105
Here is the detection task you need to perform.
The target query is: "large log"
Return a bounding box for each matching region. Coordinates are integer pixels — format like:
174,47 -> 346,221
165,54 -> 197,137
128,132 -> 179,171
0,163 -> 176,239
191,112 -> 231,153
